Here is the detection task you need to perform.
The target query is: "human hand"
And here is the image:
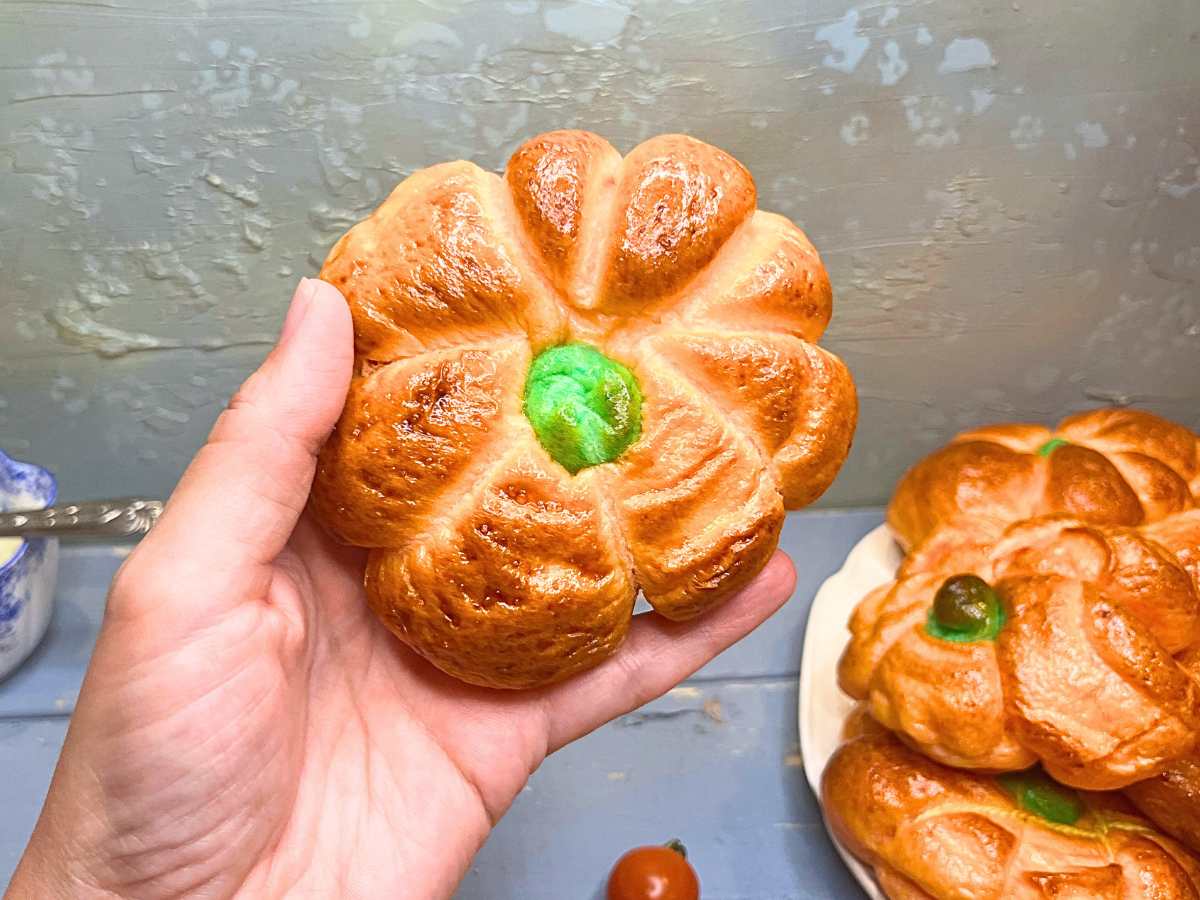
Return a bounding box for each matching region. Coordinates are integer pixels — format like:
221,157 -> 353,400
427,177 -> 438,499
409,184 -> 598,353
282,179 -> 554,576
8,279 -> 797,900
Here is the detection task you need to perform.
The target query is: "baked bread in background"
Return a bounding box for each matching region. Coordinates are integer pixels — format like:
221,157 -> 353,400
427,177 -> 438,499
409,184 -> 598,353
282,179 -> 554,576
1127,752 -> 1200,856
838,510 -> 1200,789
822,729 -> 1200,900
311,130 -> 856,689
888,409 -> 1200,551
823,409 -> 1200,894
1127,650 -> 1200,854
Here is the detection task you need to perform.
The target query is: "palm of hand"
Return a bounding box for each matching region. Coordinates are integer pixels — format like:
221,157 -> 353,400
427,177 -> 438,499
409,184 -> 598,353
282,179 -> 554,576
66,517 -> 549,899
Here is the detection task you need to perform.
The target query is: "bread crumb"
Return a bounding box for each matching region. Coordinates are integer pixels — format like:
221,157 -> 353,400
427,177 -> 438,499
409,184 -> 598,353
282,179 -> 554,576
703,698 -> 724,723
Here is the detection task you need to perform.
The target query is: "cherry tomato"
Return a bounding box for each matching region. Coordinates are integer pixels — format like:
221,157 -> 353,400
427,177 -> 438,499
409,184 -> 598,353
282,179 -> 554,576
607,840 -> 700,900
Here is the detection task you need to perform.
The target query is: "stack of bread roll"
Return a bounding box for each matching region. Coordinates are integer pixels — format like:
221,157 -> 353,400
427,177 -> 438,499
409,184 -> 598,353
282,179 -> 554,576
822,408 -> 1200,897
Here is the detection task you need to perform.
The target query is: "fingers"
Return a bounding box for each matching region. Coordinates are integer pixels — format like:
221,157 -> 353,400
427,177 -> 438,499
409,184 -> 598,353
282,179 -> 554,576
541,552 -> 797,751
120,279 -> 353,614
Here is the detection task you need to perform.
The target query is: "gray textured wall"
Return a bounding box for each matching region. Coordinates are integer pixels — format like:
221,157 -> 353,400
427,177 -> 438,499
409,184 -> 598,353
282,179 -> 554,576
2,0 -> 1198,506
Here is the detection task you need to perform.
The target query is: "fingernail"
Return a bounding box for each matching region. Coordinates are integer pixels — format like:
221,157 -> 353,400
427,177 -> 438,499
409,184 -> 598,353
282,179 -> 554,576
280,278 -> 320,345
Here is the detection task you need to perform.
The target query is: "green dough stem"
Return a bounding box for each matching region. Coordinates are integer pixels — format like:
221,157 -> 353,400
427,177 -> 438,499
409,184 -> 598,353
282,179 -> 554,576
998,770 -> 1083,826
1037,437 -> 1071,457
926,574 -> 1006,643
523,343 -> 642,474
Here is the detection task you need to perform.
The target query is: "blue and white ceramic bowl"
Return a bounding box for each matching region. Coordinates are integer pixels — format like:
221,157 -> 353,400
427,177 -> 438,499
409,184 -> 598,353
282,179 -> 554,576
0,450 -> 59,680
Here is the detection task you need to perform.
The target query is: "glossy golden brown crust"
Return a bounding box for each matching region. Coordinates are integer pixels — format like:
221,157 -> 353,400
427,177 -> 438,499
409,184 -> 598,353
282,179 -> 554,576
1127,754 -> 1200,856
504,130 -> 622,303
320,162 -> 565,360
649,333 -> 856,509
311,342 -> 529,547
1145,510 -> 1200,594
364,445 -> 637,689
604,346 -> 786,620
838,513 -> 1200,788
999,577 -> 1200,790
312,130 -> 856,688
1126,650 -> 1200,854
888,409 -> 1200,551
823,732 -> 1200,900
602,135 -> 756,313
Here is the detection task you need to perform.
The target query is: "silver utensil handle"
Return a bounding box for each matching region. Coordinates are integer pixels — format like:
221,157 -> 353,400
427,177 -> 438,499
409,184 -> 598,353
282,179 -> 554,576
0,499 -> 164,540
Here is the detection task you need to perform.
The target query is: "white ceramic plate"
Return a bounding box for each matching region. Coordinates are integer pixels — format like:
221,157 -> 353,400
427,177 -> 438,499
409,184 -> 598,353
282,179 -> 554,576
797,524 -> 904,900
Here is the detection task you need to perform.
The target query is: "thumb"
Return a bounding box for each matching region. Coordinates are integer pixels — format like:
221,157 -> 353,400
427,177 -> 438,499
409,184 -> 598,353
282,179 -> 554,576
123,278 -> 353,613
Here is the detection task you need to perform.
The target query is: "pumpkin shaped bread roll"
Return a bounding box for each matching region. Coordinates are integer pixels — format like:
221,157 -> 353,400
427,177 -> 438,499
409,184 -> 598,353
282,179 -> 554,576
888,409 -> 1200,552
312,130 -> 857,688
822,730 -> 1200,900
838,511 -> 1200,790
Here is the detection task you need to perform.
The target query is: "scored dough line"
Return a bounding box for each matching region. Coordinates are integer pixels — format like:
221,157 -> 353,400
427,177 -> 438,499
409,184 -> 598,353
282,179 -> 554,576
568,146 -> 623,311
485,171 -> 570,348
395,430 -> 528,562
581,465 -> 639,602
374,340 -> 530,554
638,336 -> 782,495
357,332 -> 523,378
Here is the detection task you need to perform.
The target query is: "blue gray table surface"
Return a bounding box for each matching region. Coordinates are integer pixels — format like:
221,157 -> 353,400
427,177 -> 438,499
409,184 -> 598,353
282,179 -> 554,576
0,508 -> 882,899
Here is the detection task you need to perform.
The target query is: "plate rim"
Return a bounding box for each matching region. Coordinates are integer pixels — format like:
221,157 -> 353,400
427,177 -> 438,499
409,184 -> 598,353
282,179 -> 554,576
796,522 -> 903,900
